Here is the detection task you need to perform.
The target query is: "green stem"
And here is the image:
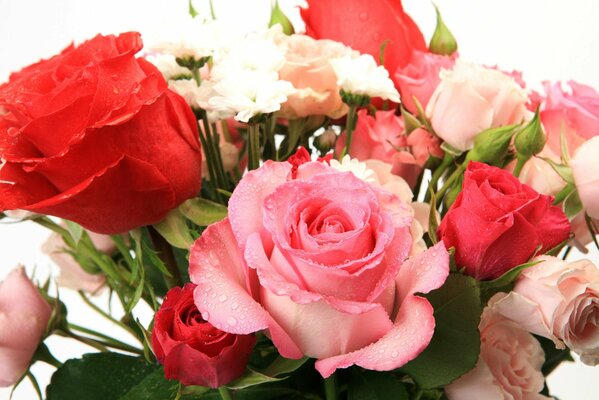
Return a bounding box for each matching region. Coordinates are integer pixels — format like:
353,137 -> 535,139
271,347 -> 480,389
323,374 -> 338,400
248,123 -> 261,170
512,156 -> 529,178
218,386 -> 234,400
68,323 -> 143,354
202,113 -> 228,192
553,183 -> 575,205
78,291 -> 142,342
60,330 -> 109,352
341,104 -> 358,159
436,164 -> 466,208
424,153 -> 454,203
147,226 -> 182,289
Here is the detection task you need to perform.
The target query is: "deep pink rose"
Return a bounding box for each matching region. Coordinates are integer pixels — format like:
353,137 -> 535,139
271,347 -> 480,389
540,81 -> 599,156
190,160 -> 449,377
438,162 -> 571,280
151,284 -> 255,388
395,50 -> 455,114
0,267 -> 52,387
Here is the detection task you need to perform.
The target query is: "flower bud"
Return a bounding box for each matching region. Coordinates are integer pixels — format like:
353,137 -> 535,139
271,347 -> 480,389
269,0 -> 294,35
429,6 -> 458,56
314,128 -> 338,154
514,109 -> 545,160
465,124 -> 519,166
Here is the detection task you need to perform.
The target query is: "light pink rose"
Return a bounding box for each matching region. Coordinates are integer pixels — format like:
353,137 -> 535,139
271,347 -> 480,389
0,267 -> 52,387
446,296 -> 549,400
278,35 -> 352,119
571,136 -> 599,220
494,255 -> 599,365
42,231 -> 113,293
395,50 -> 455,114
189,160 -> 449,377
515,151 -> 566,197
540,81 -> 599,157
426,60 -> 528,151
335,111 -> 441,188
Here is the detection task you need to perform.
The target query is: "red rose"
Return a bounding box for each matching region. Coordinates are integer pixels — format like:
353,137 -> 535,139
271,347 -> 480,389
0,32 -> 202,234
437,162 -> 570,280
300,0 -> 427,88
151,284 -> 255,388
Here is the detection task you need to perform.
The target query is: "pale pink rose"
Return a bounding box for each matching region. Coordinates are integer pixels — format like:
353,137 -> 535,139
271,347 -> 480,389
278,35 -> 352,119
42,231 -> 112,293
0,267 -> 52,387
571,136 -> 599,219
540,81 -> 599,157
446,296 -> 549,400
426,60 -> 528,151
494,256 -> 599,365
189,160 -> 449,377
515,150 -> 566,197
395,50 -> 455,114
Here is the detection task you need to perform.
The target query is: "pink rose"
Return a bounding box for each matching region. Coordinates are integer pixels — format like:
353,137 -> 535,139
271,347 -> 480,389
0,267 -> 52,387
570,136 -> 599,219
189,160 -> 449,377
493,256 -> 599,365
540,81 -> 599,156
445,296 -> 549,400
42,231 -> 112,293
278,35 -> 352,119
426,60 -> 528,151
395,50 -> 455,114
514,151 -> 566,197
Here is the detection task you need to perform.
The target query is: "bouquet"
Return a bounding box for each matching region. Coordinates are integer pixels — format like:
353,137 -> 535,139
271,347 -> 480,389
1,0 -> 597,399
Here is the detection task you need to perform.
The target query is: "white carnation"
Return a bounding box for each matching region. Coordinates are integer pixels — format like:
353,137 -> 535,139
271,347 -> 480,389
330,54 -> 400,102
145,54 -> 190,80
329,155 -> 376,183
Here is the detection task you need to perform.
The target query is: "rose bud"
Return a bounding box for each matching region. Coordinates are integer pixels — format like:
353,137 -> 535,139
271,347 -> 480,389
151,283 -> 255,388
0,32 -> 202,234
0,267 -> 52,387
438,162 -> 570,280
493,256 -> 599,365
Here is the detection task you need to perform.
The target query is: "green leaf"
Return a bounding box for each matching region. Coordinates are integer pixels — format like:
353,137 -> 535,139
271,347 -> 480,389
46,353 -> 175,400
261,356 -> 309,377
226,356 -> 308,390
400,274 -> 482,389
180,198 -> 228,226
153,208 -> 195,249
64,220 -> 84,245
348,370 -> 408,400
479,260 -> 542,290
563,189 -> 583,219
401,106 -> 422,135
226,368 -> 284,390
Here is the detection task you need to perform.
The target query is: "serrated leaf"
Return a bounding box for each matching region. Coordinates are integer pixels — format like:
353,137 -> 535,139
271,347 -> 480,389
261,356 -> 309,377
348,371 -> 408,400
121,368 -> 179,400
180,198 -> 228,226
400,274 -> 482,389
46,353 -> 170,400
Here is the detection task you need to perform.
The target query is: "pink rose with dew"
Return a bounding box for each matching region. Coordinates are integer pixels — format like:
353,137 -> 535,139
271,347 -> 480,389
494,256 -> 599,365
395,50 -> 455,114
0,267 -> 52,387
189,159 -> 449,377
445,296 -> 549,400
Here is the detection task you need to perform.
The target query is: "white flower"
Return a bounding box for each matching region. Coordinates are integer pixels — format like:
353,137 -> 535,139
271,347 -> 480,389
329,155 -> 376,183
168,79 -> 202,107
207,70 -> 295,123
330,54 -> 400,102
145,54 -> 191,80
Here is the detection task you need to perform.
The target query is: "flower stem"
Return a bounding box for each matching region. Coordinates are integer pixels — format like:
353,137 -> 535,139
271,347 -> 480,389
436,163 -> 466,207
78,291 -> 142,342
324,374 -> 338,400
341,104 -> 358,159
218,386 -> 234,400
248,123 -> 261,170
68,323 -> 143,355
147,226 -> 182,289
512,156 -> 528,178
425,153 -> 454,203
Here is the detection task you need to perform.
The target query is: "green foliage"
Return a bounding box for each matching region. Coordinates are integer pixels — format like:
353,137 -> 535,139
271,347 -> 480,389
348,370 -> 409,400
400,274 -> 482,389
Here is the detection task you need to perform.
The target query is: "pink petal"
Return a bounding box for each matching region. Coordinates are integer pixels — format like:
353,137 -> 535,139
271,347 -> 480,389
228,161 -> 292,252
396,242 -> 450,299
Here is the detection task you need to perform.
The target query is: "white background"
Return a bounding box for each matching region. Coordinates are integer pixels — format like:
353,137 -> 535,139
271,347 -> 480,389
0,0 -> 598,399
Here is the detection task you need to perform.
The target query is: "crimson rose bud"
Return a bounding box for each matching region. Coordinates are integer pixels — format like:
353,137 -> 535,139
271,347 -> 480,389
437,162 -> 570,280
151,284 -> 255,388
0,32 -> 202,234
301,0 -> 427,88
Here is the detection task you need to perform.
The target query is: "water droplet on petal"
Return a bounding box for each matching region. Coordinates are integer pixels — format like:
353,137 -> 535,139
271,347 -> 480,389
219,294 -> 228,303
227,317 -> 238,326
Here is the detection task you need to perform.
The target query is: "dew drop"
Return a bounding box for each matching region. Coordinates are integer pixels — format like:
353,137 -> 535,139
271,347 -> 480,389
219,294 -> 228,303
227,317 -> 238,326
231,302 -> 239,310
391,351 -> 399,358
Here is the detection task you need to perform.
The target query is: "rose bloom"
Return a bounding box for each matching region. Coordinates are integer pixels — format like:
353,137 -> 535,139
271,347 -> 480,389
151,284 -> 255,388
570,136 -> 599,220
335,110 -> 442,188
0,32 -> 202,234
540,81 -> 599,156
445,296 -> 550,400
438,162 -> 570,280
190,158 -> 449,378
278,35 -> 352,119
426,60 -> 528,151
43,230 -> 114,293
0,267 -> 52,387
493,255 -> 599,365
395,50 -> 455,114
300,0 -> 426,89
